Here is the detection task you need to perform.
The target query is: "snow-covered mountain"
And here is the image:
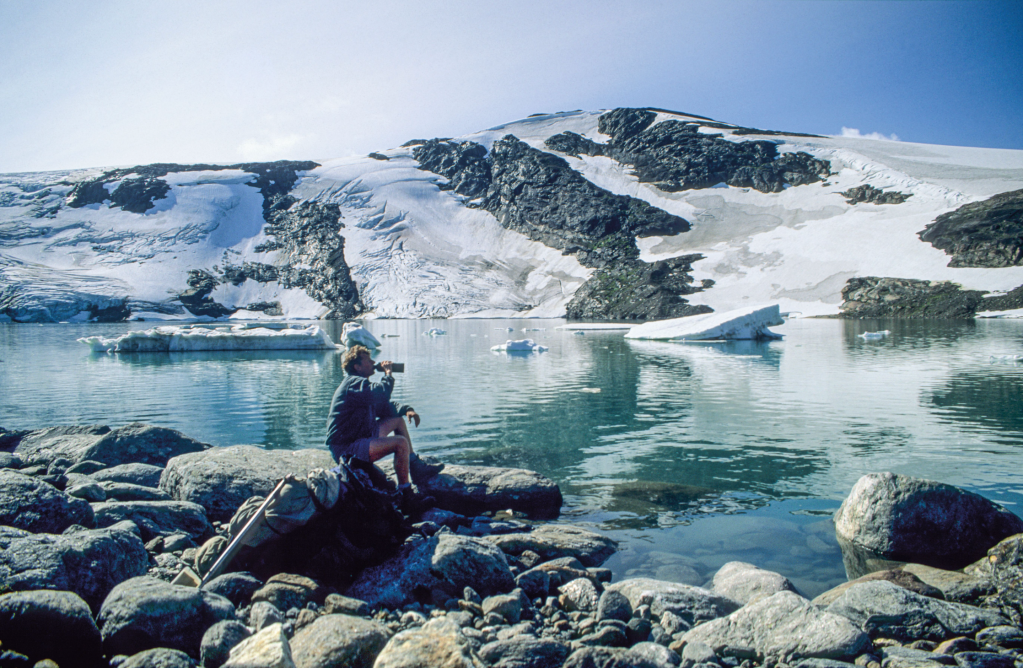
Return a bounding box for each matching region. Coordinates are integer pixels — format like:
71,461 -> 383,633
2,108 -> 1022,323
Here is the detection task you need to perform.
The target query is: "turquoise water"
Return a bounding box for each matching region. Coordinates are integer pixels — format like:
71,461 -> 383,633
3,317 -> 1023,597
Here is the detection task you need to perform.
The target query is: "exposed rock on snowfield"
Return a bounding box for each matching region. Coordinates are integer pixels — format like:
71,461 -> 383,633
841,184 -> 912,205
834,472 -> 1023,570
918,189 -> 1023,267
839,276 -> 987,319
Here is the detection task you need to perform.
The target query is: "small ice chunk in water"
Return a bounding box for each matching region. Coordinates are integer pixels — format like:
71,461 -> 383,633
423,328 -> 447,336
491,339 -> 548,352
626,304 -> 784,341
342,322 -> 381,349
858,330 -> 891,340
573,331 -> 585,336
990,354 -> 1023,364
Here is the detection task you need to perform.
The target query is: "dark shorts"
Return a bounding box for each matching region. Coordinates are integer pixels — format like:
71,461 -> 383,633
330,423 -> 381,463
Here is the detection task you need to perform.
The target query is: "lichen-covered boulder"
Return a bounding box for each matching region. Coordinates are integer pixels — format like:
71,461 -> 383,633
0,469 -> 94,532
98,576 -> 236,658
373,618 -> 481,668
604,578 -> 740,626
834,472 -> 1023,570
486,525 -> 617,568
160,445 -> 334,522
711,561 -> 801,605
0,590 -> 103,668
90,463 -> 165,488
681,590 -> 871,661
289,614 -> 391,668
0,521 -> 148,611
347,533 -> 514,609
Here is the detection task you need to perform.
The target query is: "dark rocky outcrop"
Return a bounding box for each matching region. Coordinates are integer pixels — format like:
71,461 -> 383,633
918,189 -> 1023,267
839,277 -> 986,319
412,134 -> 708,320
178,269 -> 235,319
545,107 -> 831,194
258,197 -> 364,319
841,184 -> 911,205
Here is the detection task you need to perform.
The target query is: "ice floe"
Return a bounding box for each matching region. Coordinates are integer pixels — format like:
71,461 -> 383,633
79,324 -> 340,353
423,328 -> 447,336
342,322 -> 381,349
491,339 -> 549,353
624,304 -> 784,341
858,330 -> 891,340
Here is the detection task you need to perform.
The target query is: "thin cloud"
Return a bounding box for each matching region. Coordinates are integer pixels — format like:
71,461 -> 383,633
237,134 -> 306,161
840,127 -> 900,142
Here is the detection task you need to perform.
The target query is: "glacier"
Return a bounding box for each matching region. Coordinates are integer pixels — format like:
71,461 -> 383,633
3,108 -> 1023,323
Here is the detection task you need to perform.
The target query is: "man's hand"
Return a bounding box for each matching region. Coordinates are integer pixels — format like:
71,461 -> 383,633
379,360 -> 393,376
405,410 -> 420,428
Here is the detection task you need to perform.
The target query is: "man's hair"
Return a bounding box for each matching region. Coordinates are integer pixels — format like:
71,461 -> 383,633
342,345 -> 371,375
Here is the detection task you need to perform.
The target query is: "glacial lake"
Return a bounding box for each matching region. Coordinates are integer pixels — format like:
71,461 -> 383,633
3,317 -> 1023,598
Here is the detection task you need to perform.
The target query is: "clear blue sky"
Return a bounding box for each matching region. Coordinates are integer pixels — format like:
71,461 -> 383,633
1,0 -> 1020,173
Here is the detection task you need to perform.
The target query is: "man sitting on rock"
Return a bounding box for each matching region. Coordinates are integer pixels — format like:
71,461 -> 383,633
325,345 -> 444,513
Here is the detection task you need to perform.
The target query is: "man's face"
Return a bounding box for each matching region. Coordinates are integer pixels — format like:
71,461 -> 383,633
354,352 -> 374,377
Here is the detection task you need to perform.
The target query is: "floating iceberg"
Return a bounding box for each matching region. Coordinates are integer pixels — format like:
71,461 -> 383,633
625,304 -> 784,341
423,328 -> 447,336
79,324 -> 340,353
858,330 -> 891,340
342,322 -> 381,349
491,339 -> 548,353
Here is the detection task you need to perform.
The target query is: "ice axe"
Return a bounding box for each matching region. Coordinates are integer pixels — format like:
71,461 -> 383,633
172,478 -> 288,588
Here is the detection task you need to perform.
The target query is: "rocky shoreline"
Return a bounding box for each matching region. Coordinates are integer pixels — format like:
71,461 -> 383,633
2,424 -> 1023,668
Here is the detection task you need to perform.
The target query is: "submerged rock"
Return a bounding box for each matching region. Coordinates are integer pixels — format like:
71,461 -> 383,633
834,472 -> 1023,570
413,463 -> 563,519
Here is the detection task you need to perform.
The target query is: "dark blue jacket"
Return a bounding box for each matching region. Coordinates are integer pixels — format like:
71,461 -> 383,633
324,374 -> 412,461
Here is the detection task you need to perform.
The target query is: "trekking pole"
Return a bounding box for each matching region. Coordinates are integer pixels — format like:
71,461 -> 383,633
172,478 -> 289,588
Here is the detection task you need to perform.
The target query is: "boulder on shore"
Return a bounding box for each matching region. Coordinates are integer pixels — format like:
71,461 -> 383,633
0,589 -> 103,668
0,469 -> 94,533
711,561 -> 801,605
347,532 -> 515,609
485,524 -> 617,568
160,445 -> 335,522
681,590 -> 872,661
416,463 -> 563,519
98,575 -> 236,658
0,520 -> 148,612
91,499 -> 212,541
12,423 -> 206,468
834,472 -> 1023,571
604,578 -> 740,626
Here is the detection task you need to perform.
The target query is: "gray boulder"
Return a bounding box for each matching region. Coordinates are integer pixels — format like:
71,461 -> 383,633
596,589 -> 633,623
347,533 -> 514,609
898,564 -> 993,604
65,472 -> 107,502
604,578 -> 740,626
563,646 -> 651,668
203,572 -> 263,608
0,451 -> 23,469
97,576 -> 236,658
121,648 -> 197,668
628,642 -> 682,668
14,424 -> 206,468
0,469 -> 94,532
711,561 -> 801,605
251,573 -> 325,612
100,481 -> 172,502
0,520 -> 148,611
373,618 -> 480,668
479,636 -> 571,668
415,463 -> 563,519
160,445 -> 334,522
951,653 -> 1014,668
813,569 -> 945,608
681,641 -> 719,668
222,623 -> 294,668
200,620 -> 251,668
289,614 -> 391,668
682,590 -> 871,661
12,425 -> 111,468
486,525 -> 618,567
0,590 -> 102,668
825,580 -> 1006,641
834,473 -> 1023,570
560,577 -> 601,612
91,462 -> 166,488
92,500 -> 211,541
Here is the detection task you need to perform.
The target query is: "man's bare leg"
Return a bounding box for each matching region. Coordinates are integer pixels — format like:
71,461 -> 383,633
377,416 -> 414,452
367,436 -> 410,485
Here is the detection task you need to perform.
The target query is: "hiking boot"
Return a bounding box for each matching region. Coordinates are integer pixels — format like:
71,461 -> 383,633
396,484 -> 436,516
409,452 -> 445,485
